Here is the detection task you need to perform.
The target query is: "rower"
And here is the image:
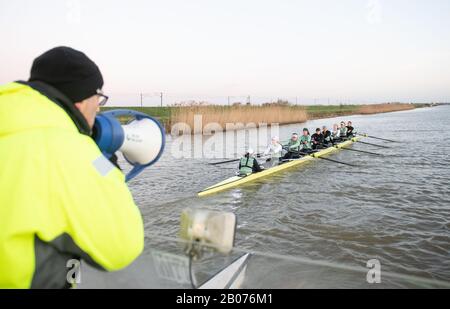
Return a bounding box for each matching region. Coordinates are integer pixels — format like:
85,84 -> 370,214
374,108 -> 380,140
238,148 -> 262,176
299,128 -> 313,153
346,121 -> 355,137
263,136 -> 283,167
311,128 -> 324,150
331,123 -> 341,143
322,126 -> 332,147
282,133 -> 301,160
339,121 -> 348,139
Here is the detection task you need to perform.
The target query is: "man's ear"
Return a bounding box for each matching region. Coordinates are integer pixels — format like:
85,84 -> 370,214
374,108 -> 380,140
74,101 -> 84,112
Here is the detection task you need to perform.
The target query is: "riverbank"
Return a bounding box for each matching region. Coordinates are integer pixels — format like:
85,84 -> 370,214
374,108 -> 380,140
102,103 -> 432,133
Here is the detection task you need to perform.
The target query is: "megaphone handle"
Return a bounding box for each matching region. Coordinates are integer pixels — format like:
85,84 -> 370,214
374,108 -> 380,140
125,165 -> 145,182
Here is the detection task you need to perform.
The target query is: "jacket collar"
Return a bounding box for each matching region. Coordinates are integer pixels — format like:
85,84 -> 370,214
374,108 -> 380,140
16,80 -> 91,136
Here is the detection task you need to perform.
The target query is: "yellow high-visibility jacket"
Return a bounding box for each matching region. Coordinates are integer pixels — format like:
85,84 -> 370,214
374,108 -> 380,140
0,82 -> 144,288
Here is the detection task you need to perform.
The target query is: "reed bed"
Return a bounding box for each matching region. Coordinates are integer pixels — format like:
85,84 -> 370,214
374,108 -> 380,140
103,102 -> 421,134
358,103 -> 415,114
170,105 -> 307,134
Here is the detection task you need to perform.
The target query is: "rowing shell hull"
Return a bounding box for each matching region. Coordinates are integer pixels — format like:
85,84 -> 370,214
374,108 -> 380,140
198,137 -> 363,197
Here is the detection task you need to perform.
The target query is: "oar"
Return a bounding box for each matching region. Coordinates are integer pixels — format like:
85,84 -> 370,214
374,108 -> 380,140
280,150 -> 358,167
310,152 -> 359,167
315,156 -> 358,167
209,153 -> 265,166
339,147 -> 383,156
357,141 -> 390,149
209,158 -> 240,166
392,129 -> 435,132
358,134 -> 399,143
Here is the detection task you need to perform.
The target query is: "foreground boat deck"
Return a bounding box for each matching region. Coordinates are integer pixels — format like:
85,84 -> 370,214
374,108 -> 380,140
198,137 -> 363,197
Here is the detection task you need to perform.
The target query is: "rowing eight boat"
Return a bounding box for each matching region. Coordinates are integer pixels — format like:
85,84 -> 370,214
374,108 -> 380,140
198,136 -> 364,197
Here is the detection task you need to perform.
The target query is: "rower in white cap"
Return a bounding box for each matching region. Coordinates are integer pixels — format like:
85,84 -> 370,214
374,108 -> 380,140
263,136 -> 283,167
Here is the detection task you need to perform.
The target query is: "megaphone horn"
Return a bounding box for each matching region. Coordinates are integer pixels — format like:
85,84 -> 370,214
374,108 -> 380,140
93,109 -> 165,181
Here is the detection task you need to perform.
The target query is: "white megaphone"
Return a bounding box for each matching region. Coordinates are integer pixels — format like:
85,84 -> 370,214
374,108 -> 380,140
93,109 -> 165,181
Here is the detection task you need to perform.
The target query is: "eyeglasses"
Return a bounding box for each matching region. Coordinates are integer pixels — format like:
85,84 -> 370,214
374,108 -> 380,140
96,90 -> 109,106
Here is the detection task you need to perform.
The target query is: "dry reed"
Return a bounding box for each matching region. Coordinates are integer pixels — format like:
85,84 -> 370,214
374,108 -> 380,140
169,103 -> 418,134
170,105 -> 307,134
358,103 -> 415,114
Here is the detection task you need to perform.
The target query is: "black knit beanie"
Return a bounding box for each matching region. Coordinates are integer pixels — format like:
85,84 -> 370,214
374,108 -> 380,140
29,46 -> 104,103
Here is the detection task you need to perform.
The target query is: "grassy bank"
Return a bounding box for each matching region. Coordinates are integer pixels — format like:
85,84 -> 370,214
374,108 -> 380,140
102,103 -> 425,133
306,103 -> 416,119
101,106 -> 172,130
306,105 -> 362,119
101,106 -> 171,122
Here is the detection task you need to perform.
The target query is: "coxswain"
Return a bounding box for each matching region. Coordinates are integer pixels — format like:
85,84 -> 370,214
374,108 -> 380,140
238,148 -> 262,176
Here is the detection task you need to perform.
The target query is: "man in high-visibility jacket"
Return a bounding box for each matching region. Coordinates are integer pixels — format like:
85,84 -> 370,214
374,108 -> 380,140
0,47 -> 144,288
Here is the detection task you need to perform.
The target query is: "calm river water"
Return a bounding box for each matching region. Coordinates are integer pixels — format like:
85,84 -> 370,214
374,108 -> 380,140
105,105 -> 450,288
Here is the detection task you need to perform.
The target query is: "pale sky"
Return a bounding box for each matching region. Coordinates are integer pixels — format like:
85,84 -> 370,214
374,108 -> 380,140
1,0 -> 450,105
